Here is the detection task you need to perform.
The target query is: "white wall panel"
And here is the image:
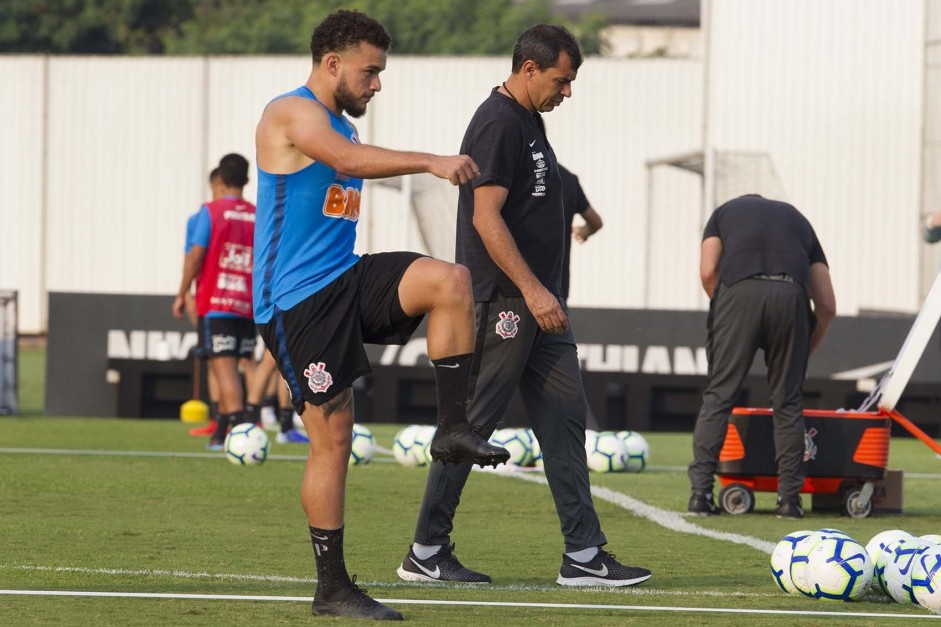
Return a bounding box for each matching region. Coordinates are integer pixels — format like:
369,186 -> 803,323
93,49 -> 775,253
0,57 -> 45,333
1,3 -> 932,334
709,0 -> 925,314
45,58 -> 206,300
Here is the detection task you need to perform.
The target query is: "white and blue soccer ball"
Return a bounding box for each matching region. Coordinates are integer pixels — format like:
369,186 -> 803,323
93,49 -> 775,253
586,431 -> 628,473
790,529 -> 852,596
884,538 -> 937,604
393,425 -> 435,467
349,423 -> 377,465
489,427 -> 535,467
911,545 -> 941,612
866,529 -> 914,594
920,534 -> 941,546
803,536 -> 873,601
224,422 -> 270,466
770,530 -> 814,593
392,425 -> 423,467
616,430 -> 650,472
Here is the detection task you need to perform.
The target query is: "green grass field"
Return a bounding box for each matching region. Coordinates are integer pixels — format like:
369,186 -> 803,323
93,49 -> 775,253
2,347 -> 940,624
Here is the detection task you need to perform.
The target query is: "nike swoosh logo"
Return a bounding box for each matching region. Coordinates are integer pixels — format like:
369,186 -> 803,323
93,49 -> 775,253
410,558 -> 441,578
572,563 -> 608,577
311,534 -> 328,541
529,140 -> 536,147
436,363 -> 460,369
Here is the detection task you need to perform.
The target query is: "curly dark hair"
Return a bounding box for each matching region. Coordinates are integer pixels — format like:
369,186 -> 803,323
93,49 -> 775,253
512,24 -> 583,73
310,10 -> 392,63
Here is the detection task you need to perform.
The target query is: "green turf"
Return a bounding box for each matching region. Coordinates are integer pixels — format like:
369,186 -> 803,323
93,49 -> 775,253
2,349 -> 939,624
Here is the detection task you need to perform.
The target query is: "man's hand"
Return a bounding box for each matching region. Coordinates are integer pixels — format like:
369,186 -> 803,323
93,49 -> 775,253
171,294 -> 186,320
523,284 -> 568,334
572,224 -> 592,243
429,155 -> 480,186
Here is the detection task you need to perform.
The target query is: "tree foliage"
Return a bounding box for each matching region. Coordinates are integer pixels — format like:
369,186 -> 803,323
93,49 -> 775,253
0,0 -> 606,56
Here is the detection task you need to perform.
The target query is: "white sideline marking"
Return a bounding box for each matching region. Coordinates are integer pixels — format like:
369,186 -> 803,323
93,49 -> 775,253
495,471 -> 776,554
0,589 -> 937,619
0,565 -> 783,598
0,448 -> 395,463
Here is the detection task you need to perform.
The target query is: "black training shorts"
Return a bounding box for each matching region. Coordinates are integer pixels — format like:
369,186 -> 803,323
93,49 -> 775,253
197,315 -> 257,359
258,252 -> 425,413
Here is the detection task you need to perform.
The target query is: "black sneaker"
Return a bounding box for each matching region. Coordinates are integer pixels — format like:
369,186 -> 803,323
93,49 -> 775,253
776,495 -> 804,519
556,550 -> 651,587
396,543 -> 492,583
312,576 -> 403,621
429,424 -> 510,466
688,491 -> 720,516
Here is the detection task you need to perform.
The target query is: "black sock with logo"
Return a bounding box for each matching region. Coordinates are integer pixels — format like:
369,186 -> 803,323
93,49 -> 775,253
211,412 -> 239,441
432,353 -> 474,430
244,403 -> 261,425
310,525 -> 351,595
262,394 -> 277,411
278,408 -> 295,434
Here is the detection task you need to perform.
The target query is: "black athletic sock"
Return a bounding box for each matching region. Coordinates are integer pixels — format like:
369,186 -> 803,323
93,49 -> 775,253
209,401 -> 219,421
244,403 -> 261,425
310,525 -> 351,595
262,394 -> 277,410
211,411 -> 239,441
432,353 -> 473,430
278,408 -> 295,434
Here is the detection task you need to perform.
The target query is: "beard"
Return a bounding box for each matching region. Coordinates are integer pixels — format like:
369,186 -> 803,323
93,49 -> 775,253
335,78 -> 367,118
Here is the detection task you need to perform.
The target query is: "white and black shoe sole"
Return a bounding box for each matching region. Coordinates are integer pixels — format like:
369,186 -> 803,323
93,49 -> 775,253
396,565 -> 439,582
556,573 -> 652,587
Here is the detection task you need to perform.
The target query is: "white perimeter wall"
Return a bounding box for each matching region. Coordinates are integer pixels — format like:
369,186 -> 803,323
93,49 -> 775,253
0,0 -> 929,333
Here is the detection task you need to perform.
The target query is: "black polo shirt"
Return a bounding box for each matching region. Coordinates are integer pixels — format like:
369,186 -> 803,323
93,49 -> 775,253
703,194 -> 828,296
456,88 -> 565,301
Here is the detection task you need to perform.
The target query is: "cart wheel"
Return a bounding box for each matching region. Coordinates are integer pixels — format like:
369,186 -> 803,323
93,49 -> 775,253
841,487 -> 873,519
719,483 -> 755,515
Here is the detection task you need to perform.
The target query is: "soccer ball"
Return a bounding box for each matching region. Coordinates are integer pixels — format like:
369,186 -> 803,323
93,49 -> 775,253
912,545 -> 941,612
921,534 -> 941,545
884,538 -> 936,604
790,529 -> 851,596
616,430 -> 650,472
770,530 -> 814,593
803,537 -> 873,601
489,428 -> 535,466
586,431 -> 627,473
224,423 -> 270,466
393,425 -> 435,467
349,423 -> 376,465
866,529 -> 914,594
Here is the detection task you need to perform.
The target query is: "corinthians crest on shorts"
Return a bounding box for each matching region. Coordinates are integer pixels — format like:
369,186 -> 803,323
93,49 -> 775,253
304,362 -> 333,394
495,311 -> 521,339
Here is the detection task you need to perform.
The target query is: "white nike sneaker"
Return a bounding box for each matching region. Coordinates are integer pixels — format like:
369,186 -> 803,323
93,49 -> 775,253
556,549 -> 651,587
395,544 -> 491,583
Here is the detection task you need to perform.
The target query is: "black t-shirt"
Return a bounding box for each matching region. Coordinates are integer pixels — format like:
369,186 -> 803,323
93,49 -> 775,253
456,88 -> 565,301
559,164 -> 590,299
703,195 -> 828,296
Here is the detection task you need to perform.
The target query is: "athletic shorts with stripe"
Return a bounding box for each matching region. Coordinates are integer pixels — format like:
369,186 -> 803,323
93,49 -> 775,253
257,251 -> 425,414
197,316 -> 257,359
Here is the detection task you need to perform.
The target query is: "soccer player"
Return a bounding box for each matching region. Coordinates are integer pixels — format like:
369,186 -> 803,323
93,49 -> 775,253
172,154 -> 256,449
398,24 -> 651,588
183,167 -> 224,437
252,10 -> 509,620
